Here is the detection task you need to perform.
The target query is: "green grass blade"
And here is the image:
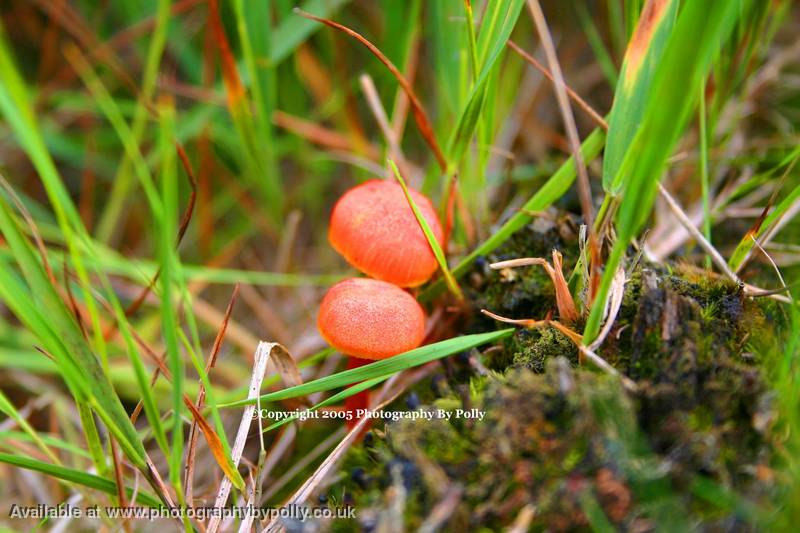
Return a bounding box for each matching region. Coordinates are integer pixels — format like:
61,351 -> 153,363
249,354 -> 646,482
575,2 -> 619,88
219,329 -> 514,409
261,376 -> 391,434
0,390 -> 60,464
234,0 -> 280,219
95,0 -> 170,242
0,197 -> 147,472
0,32 -> 112,381
429,0 -> 467,124
446,0 -> 525,167
464,0 -> 480,80
76,400 -> 109,477
578,490 -> 616,533
602,0 -> 678,194
0,28 -> 82,230
585,0 -> 750,343
156,101 -> 185,490
65,45 -> 162,219
728,149 -> 800,272
0,453 -> 162,508
607,0 -> 626,59
107,291 -> 170,457
390,159 -> 462,300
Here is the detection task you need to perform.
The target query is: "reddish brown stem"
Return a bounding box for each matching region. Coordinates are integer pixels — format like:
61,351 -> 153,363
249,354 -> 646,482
344,357 -> 372,434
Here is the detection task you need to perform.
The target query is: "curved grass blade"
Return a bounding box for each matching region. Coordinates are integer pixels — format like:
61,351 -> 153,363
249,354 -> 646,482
728,149 -> 800,272
219,329 -> 514,409
295,7 -> 446,172
183,398 -> 245,491
0,453 -> 162,508
389,159 -> 462,300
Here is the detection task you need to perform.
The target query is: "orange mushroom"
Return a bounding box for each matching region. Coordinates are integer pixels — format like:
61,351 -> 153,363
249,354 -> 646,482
328,180 -> 444,288
318,278 -> 426,432
317,278 -> 426,360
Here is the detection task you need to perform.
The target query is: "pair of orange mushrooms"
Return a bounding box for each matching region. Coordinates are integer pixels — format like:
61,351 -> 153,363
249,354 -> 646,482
317,179 -> 444,364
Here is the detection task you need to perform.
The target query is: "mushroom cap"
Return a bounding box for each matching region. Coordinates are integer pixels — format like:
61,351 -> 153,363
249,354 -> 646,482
328,179 -> 444,287
317,278 -> 426,360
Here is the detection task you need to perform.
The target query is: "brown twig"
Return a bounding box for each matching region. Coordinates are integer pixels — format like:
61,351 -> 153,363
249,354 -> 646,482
294,8 -> 447,172
359,73 -> 415,183
109,438 -> 131,533
273,110 -> 381,160
184,284 -> 239,505
490,252 -> 579,323
525,0 -> 600,303
507,40 -> 609,131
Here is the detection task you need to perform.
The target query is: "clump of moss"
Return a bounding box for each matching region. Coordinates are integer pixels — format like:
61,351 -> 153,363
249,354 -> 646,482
465,213 -> 581,338
506,326 -> 579,371
327,358 -> 776,530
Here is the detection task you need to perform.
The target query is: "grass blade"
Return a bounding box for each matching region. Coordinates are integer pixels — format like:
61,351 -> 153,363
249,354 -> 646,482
0,196 -> 147,472
183,398 -> 246,491
261,376 -> 391,434
296,7 -> 447,172
389,159 -> 463,300
602,0 -> 679,194
0,453 -> 161,508
219,329 -> 513,408
728,150 -> 800,272
0,390 -> 60,464
447,0 -> 525,167
155,99 -> 185,491
94,0 -> 170,242
585,0 -> 750,343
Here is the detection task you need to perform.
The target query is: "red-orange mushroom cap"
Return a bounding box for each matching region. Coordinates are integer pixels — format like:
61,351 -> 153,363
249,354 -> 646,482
328,179 -> 444,287
317,278 -> 426,360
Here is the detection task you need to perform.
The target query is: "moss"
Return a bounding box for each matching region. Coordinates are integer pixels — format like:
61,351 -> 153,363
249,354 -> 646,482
465,213 -> 581,334
327,356 -> 775,530
506,327 -> 579,371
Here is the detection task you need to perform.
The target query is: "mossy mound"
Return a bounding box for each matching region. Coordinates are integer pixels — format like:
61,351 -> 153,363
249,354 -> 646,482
318,221 -> 784,531
326,359 -> 774,531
